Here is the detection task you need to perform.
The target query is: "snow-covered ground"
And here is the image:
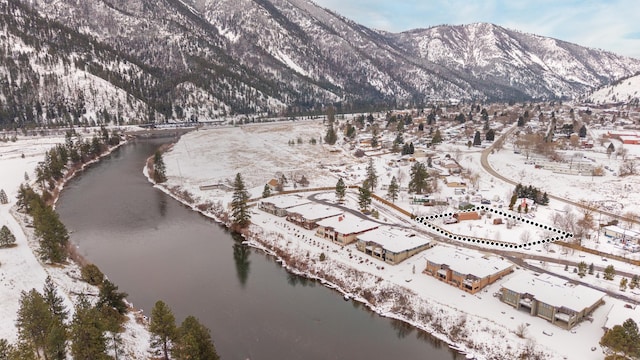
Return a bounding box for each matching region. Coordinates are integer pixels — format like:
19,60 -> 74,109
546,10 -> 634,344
158,120 -> 640,360
0,134 -> 150,357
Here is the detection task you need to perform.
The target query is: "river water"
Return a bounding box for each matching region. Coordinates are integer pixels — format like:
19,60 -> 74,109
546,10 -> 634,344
56,138 -> 463,360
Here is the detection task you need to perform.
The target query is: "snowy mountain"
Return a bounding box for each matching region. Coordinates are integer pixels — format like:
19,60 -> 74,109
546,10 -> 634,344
586,73 -> 640,105
2,0 -> 640,126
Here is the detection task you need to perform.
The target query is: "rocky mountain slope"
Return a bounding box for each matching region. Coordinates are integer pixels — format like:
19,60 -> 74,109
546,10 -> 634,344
585,73 -> 640,105
1,0 -> 639,127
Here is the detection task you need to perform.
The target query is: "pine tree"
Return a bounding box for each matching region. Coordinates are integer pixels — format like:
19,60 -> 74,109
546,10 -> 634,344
173,316 -> 220,360
262,184 -> 271,198
578,261 -> 587,278
0,225 -> 16,247
150,300 -> 178,360
43,276 -> 68,323
486,129 -> 495,141
16,289 -> 51,359
473,131 -> 482,146
431,129 -> 442,144
387,176 -> 399,203
579,125 -> 587,138
365,158 -> 377,191
358,186 -> 371,212
31,204 -> 69,263
588,263 -> 594,275
0,189 -> 8,204
97,279 -> 128,315
600,318 -> 640,358
604,265 -> 616,280
408,162 -> 430,194
231,173 -> 251,228
153,151 -> 167,183
324,126 -> 337,145
631,275 -> 639,289
335,178 -> 346,203
71,296 -> 107,360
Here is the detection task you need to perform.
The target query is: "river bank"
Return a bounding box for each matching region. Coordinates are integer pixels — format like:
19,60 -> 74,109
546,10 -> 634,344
0,134 -> 151,357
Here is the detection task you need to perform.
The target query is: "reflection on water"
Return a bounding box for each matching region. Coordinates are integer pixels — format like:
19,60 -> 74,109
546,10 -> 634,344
231,232 -> 251,287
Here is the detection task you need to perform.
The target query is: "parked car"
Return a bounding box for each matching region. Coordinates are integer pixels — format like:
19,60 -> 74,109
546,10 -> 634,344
443,217 -> 458,224
481,199 -> 491,204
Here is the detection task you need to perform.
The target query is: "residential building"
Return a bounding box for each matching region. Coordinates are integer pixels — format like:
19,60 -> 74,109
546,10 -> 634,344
500,272 -> 605,330
356,226 -> 433,264
423,246 -> 514,294
602,225 -> 640,243
316,215 -> 379,245
285,203 -> 343,229
603,303 -> 639,332
454,211 -> 480,221
258,195 -> 312,217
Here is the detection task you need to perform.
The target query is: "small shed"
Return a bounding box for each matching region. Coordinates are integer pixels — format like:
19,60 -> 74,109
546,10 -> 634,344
493,218 -> 503,225
454,211 -> 480,221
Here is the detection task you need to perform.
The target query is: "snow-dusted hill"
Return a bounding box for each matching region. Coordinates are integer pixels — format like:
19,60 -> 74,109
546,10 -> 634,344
586,73 -> 640,105
3,0 -> 640,126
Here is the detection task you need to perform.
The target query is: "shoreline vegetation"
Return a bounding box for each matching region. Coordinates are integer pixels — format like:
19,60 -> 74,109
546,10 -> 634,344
145,135 -> 549,360
3,130 -> 220,359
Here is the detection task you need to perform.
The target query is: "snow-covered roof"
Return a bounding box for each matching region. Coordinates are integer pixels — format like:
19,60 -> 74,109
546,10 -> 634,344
356,226 -> 431,253
424,246 -> 513,279
316,215 -> 379,235
286,203 -> 343,221
603,225 -> 640,238
604,303 -> 639,330
501,273 -> 606,312
261,195 -> 311,209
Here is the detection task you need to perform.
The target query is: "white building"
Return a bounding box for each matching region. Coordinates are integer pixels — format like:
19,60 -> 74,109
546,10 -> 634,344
316,215 -> 379,245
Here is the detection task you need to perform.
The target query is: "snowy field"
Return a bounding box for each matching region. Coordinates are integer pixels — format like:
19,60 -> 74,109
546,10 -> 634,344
0,135 -> 150,357
160,120 -> 640,360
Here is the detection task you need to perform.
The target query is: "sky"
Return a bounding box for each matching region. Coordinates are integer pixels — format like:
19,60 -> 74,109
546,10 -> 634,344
312,0 -> 640,59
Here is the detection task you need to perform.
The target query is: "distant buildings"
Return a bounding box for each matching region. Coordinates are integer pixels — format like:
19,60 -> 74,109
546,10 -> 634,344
423,246 -> 514,294
500,273 -> 605,330
356,226 -> 433,264
602,225 -> 640,244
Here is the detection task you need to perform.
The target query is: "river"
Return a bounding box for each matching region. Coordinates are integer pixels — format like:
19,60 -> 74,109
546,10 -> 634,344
56,137 -> 464,360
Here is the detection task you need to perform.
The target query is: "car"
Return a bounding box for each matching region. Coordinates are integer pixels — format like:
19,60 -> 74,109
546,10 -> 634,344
481,199 -> 491,204
443,217 -> 458,224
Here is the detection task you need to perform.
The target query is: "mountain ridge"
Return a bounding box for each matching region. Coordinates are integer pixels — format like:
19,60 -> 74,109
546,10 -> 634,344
1,0 -> 639,127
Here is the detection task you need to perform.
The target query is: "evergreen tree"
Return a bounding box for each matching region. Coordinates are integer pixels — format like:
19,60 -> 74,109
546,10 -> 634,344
71,296 -> 108,360
486,129 -> 495,141
579,125 -> 587,138
607,143 -> 615,157
173,316 -> 220,360
473,131 -> 482,146
153,151 -> 167,183
588,263 -> 594,275
31,203 -> 69,263
231,173 -> 251,228
631,275 -> 639,290
97,279 -> 129,315
0,225 -> 16,247
324,126 -> 337,145
408,162 -> 430,194
365,158 -> 377,191
43,276 -> 68,323
387,176 -> 399,203
600,318 -> 640,359
431,129 -> 442,144
0,189 -> 8,204
578,262 -> 587,277
262,184 -> 271,198
335,178 -> 346,203
150,300 -> 178,360
24,171 -> 30,182
358,185 -> 372,212
604,265 -> 616,280
16,289 -> 51,359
